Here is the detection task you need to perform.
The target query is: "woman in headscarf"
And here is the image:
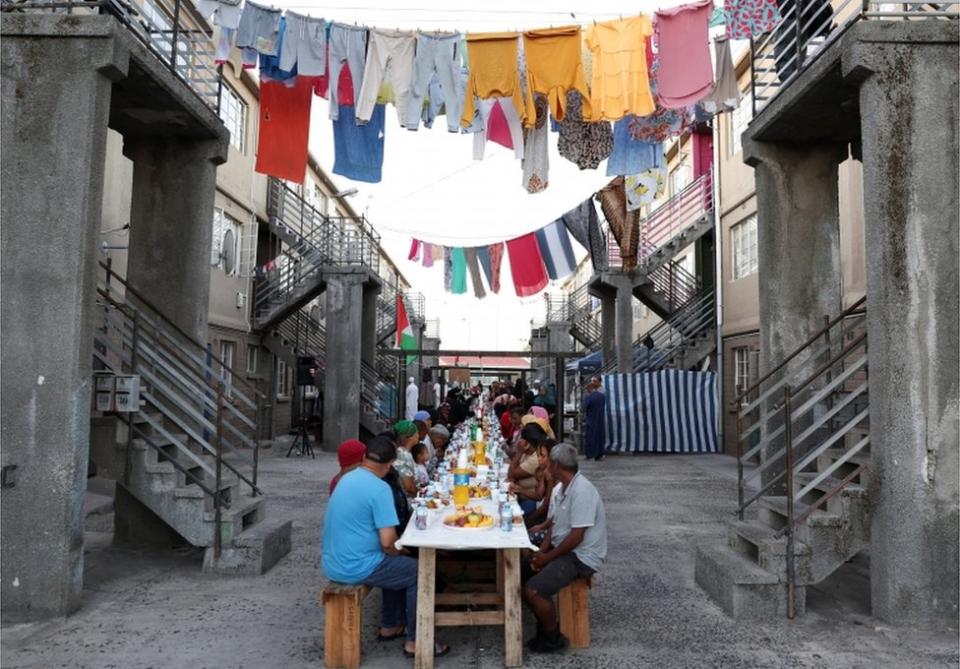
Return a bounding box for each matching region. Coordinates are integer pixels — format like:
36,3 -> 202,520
391,420 -> 420,497
523,406 -> 556,439
329,439 -> 366,494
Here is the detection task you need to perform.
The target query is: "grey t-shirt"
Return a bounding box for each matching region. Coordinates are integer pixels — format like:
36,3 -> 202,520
550,472 -> 607,571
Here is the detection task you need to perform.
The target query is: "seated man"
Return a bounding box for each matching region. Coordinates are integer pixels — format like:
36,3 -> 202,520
321,436 -> 449,658
522,443 -> 607,653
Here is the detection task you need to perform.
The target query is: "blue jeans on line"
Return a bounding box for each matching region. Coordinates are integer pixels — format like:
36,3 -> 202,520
363,554 -> 418,642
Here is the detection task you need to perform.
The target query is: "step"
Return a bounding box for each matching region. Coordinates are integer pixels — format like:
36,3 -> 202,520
694,543 -> 805,620
202,517 -> 293,575
759,496 -> 843,529
795,472 -> 865,498
727,520 -> 814,583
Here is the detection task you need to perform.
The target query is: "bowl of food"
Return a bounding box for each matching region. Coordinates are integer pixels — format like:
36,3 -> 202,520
468,484 -> 492,499
443,508 -> 496,530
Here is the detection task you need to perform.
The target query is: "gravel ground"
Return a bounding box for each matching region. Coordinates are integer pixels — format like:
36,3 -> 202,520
2,443 -> 957,669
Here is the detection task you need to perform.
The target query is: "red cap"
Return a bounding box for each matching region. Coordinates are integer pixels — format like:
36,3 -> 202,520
337,439 -> 366,467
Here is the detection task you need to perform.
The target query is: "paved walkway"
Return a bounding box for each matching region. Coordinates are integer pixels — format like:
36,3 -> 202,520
2,445 -> 957,668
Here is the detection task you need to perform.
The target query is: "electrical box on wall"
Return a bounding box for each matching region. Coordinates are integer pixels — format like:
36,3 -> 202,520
236,291 -> 247,308
93,372 -> 140,412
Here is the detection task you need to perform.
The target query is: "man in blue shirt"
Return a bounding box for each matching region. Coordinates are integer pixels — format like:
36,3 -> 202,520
321,436 -> 450,658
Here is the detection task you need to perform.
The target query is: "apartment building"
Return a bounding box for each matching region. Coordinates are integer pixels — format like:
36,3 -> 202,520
714,49 -> 866,455
99,56 -> 410,440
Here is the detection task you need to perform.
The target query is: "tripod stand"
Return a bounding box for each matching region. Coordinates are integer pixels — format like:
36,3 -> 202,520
286,388 -> 316,458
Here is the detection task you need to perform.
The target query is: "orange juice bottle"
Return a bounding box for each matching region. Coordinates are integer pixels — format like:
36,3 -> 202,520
453,468 -> 470,507
473,440 -> 486,466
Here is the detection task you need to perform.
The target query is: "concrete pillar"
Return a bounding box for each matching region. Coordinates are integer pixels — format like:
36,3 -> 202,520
322,273 -> 365,451
610,276 -> 635,373
360,283 -> 379,367
0,23 -> 127,620
743,140 -> 847,377
600,293 -> 616,370
547,321 -> 573,385
124,136 -> 227,341
844,23 -> 959,625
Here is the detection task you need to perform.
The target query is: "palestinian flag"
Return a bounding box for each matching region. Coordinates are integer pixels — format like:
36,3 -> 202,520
396,294 -> 416,365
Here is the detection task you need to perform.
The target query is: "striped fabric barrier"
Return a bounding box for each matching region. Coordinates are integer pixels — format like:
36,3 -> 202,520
603,371 -> 719,454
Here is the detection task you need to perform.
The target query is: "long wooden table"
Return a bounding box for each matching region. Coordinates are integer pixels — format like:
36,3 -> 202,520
398,499 -> 534,669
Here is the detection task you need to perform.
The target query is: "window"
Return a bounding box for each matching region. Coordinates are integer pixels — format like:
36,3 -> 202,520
275,358 -> 288,398
210,208 -> 243,276
246,344 -> 258,375
219,84 -> 247,153
728,90 -> 753,157
731,215 -> 758,280
313,185 -> 329,216
669,161 -> 691,197
219,341 -> 235,397
733,346 -> 760,395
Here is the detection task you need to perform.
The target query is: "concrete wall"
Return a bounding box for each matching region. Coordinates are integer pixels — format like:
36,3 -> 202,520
0,22 -> 125,620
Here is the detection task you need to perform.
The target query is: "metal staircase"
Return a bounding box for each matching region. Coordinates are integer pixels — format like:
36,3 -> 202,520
569,284 -> 602,350
254,178 -> 381,332
261,307 -> 327,386
91,263 -> 292,574
599,288 -> 716,374
633,260 -> 701,320
695,298 -> 870,619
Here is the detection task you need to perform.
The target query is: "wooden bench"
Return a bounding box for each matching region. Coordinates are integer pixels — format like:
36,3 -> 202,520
557,576 -> 592,649
322,583 -> 371,669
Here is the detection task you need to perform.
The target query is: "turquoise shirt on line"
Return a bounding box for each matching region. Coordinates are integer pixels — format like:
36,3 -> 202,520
321,467 -> 398,583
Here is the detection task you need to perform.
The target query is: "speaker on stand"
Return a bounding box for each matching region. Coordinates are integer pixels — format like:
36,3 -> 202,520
287,356 -> 317,458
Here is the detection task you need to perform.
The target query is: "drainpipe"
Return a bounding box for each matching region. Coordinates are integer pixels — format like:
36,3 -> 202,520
712,117 -> 725,450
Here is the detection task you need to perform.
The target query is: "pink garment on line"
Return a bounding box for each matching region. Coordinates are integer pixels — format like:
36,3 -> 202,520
422,242 -> 434,268
487,242 -> 504,293
487,100 -> 514,150
654,0 -> 714,109
408,238 -> 421,261
505,233 -> 549,298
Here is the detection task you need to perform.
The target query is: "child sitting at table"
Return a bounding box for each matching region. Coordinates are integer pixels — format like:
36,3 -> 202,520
413,442 -> 430,489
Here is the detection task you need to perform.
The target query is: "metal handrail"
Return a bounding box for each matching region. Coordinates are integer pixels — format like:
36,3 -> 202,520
733,296 -> 865,406
95,302 -> 262,497
1,0 -> 220,110
99,261 -> 263,401
751,0 -> 959,113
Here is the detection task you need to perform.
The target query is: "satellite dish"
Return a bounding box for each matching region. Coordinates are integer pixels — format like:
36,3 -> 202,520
222,228 -> 236,274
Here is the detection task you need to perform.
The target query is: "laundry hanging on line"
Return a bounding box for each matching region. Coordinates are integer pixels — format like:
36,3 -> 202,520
215,0 -> 738,186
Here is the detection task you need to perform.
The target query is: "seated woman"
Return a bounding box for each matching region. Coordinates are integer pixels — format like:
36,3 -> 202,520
500,404 -> 524,455
390,421 -> 420,498
426,425 -> 450,475
507,423 -> 548,515
329,439 -> 366,494
522,407 -> 555,440
525,438 -> 559,542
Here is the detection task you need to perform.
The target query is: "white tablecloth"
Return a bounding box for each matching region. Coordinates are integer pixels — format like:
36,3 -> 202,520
397,498 -> 537,551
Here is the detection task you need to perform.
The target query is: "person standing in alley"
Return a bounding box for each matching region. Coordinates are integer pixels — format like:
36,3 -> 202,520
404,377 -> 418,421
583,379 -> 606,461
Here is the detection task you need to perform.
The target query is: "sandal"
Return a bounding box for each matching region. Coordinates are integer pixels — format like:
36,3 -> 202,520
403,643 -> 451,658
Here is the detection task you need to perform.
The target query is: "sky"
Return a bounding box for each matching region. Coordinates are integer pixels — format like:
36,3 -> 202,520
268,1 -> 697,350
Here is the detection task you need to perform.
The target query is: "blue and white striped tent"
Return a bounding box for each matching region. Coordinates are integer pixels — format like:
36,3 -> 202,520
603,370 -> 719,453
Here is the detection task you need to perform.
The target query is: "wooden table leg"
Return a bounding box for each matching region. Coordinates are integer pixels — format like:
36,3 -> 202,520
496,550 -> 504,597
415,547 -> 437,669
502,548 -> 523,668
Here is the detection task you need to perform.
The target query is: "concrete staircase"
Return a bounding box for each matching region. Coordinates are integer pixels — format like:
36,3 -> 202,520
92,264 -> 292,575
695,299 -> 870,619
90,413 -> 291,574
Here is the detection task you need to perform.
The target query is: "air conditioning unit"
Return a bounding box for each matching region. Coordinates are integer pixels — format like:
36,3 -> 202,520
236,291 -> 247,308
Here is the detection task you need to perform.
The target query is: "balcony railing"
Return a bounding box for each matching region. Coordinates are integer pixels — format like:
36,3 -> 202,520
605,169 -> 714,270
2,0 -> 221,110
752,0 -> 959,114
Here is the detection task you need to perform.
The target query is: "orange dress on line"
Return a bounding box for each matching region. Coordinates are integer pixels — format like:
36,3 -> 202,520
522,25 -> 592,125
585,16 -> 656,121
460,32 -> 528,128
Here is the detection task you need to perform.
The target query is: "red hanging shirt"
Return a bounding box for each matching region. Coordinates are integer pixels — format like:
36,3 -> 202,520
255,77 -> 313,183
